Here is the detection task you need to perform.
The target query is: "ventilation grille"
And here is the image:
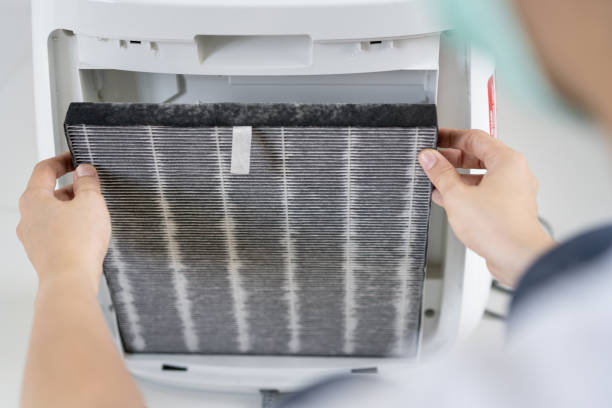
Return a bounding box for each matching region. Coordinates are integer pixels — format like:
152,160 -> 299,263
65,103 -> 437,357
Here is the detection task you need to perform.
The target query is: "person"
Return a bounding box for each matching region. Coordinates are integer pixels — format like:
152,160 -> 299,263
16,0 -> 612,406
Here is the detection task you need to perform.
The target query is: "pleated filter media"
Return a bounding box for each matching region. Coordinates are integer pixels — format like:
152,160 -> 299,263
64,103 -> 437,357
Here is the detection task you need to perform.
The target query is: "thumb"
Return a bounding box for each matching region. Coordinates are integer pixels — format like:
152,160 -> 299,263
73,164 -> 102,196
418,149 -> 464,197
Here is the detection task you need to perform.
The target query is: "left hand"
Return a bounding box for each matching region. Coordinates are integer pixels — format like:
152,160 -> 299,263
17,152 -> 111,292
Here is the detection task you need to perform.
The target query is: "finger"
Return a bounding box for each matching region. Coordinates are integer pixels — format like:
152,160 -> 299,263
54,184 -> 75,201
418,149 -> 465,196
460,174 -> 484,186
431,189 -> 443,207
16,222 -> 23,242
438,128 -> 507,168
73,164 -> 102,197
428,176 -> 481,209
439,148 -> 484,169
26,152 -> 74,192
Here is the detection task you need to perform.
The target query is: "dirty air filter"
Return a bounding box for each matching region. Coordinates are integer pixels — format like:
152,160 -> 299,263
64,103 -> 437,357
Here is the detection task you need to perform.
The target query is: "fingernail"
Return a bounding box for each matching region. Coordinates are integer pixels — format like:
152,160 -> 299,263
76,164 -> 95,177
419,150 -> 437,170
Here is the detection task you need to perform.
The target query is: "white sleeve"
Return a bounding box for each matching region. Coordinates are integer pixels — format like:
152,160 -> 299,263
285,265 -> 612,408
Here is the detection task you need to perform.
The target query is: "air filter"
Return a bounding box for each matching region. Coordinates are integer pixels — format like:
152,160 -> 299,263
64,103 -> 437,357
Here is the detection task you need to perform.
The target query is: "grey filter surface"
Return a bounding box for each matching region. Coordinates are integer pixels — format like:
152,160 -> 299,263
64,103 -> 437,357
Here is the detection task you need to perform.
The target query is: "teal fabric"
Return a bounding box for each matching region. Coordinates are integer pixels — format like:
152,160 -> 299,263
432,0 -> 581,118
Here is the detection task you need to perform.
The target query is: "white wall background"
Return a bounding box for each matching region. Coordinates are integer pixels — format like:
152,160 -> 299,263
497,85 -> 612,241
0,0 -> 611,406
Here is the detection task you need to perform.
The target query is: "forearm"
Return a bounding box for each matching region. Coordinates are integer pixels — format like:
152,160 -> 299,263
21,269 -> 144,408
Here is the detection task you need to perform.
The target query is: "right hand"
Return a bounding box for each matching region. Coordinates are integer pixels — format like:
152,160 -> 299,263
418,128 -> 555,287
17,152 -> 111,292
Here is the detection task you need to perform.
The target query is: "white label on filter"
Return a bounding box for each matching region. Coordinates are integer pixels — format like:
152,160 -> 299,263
231,126 -> 252,175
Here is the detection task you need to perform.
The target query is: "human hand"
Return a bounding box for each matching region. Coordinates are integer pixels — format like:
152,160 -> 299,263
418,129 -> 555,287
17,152 -> 111,292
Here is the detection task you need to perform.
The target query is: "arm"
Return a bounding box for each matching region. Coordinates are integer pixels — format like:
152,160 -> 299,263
418,128 -> 555,287
17,153 -> 144,408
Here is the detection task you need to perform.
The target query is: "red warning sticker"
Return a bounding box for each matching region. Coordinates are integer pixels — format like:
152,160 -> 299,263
487,74 -> 497,138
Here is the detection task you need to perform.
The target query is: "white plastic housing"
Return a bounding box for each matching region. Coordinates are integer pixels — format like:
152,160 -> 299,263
32,0 -> 493,395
